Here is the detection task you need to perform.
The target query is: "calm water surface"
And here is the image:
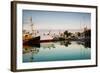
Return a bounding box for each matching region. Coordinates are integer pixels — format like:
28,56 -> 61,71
23,41 -> 91,63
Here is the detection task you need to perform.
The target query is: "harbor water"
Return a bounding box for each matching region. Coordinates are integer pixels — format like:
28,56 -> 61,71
23,41 -> 91,63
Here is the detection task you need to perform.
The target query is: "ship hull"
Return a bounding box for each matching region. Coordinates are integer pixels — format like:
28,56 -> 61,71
23,36 -> 40,46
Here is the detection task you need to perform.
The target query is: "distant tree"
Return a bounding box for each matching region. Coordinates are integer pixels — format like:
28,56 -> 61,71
84,29 -> 91,37
77,32 -> 81,37
64,30 -> 72,38
64,30 -> 69,38
68,32 -> 72,37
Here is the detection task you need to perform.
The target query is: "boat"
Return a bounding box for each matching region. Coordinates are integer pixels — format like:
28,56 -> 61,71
23,36 -> 40,46
23,17 -> 40,46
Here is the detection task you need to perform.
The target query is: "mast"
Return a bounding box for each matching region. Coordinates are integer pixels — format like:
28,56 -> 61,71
30,17 -> 35,36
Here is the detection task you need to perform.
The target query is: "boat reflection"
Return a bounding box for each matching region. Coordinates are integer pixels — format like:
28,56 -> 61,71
23,46 -> 39,54
23,46 -> 40,62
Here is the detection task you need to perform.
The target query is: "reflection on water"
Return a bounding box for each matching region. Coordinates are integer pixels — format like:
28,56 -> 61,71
23,41 -> 91,63
76,40 -> 91,48
60,41 -> 71,47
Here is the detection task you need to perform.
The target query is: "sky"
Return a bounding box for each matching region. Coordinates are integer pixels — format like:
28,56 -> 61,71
22,10 -> 91,32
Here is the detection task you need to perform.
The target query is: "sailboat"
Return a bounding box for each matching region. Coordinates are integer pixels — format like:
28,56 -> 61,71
23,17 -> 40,46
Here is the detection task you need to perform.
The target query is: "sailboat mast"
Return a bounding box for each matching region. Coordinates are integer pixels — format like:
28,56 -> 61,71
30,17 -> 34,36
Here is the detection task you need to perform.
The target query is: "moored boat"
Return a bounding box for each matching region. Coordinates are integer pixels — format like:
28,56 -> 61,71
23,17 -> 40,46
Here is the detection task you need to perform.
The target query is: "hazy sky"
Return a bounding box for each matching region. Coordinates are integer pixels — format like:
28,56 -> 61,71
22,10 -> 91,32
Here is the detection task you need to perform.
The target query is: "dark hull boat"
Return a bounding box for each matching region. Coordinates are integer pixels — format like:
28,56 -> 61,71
23,36 -> 40,47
